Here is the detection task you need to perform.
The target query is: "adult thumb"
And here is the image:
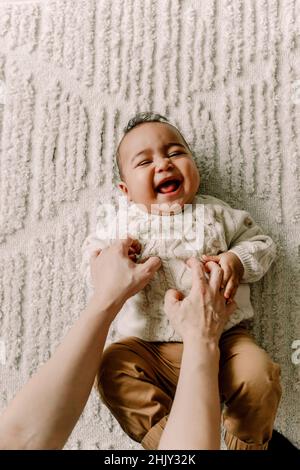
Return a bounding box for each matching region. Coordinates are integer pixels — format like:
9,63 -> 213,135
140,256 -> 161,273
201,254 -> 220,262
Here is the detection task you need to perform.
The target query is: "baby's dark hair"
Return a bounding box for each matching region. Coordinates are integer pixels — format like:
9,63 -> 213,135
116,112 -> 192,180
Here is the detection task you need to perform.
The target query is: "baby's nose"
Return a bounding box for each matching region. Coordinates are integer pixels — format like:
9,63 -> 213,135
155,157 -> 173,171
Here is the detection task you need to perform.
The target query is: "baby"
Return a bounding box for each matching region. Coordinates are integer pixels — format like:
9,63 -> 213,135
81,112 -> 282,450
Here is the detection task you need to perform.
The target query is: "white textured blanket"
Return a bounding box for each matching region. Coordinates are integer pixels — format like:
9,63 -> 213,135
0,0 -> 299,449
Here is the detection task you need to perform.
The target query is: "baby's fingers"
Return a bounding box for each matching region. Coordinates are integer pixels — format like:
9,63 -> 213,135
224,277 -> 238,299
130,239 -> 142,254
221,266 -> 231,289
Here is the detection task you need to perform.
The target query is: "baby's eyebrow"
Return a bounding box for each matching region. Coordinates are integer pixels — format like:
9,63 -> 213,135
131,142 -> 186,163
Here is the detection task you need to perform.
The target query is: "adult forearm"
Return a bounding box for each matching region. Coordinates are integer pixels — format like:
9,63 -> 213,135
158,340 -> 221,450
0,296 -> 119,450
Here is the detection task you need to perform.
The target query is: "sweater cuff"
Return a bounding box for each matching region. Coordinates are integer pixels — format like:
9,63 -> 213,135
228,247 -> 258,282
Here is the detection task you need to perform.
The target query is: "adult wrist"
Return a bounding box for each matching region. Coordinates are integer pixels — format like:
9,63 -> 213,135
88,294 -> 125,320
183,337 -> 220,359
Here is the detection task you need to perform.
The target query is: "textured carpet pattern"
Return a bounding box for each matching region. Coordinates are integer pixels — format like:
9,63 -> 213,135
0,0 -> 299,449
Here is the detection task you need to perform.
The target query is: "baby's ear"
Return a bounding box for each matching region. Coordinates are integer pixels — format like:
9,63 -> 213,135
118,181 -> 131,200
118,181 -> 128,194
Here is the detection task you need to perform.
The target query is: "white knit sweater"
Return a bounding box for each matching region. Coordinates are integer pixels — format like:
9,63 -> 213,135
81,194 -> 277,341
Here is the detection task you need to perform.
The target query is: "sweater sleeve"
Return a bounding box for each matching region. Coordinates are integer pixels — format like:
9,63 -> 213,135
222,206 -> 277,283
81,201 -> 121,289
80,231 -> 110,290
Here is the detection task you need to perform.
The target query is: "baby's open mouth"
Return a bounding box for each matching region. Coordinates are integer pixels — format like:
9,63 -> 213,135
155,178 -> 182,194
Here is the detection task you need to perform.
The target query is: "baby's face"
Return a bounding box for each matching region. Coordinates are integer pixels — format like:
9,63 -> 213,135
117,122 -> 200,214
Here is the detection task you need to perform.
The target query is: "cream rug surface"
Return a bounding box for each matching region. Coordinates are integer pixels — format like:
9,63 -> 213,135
0,0 -> 299,449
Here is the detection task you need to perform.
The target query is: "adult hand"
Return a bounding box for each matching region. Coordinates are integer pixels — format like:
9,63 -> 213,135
164,258 -> 237,344
0,236 -> 160,451
90,236 -> 161,313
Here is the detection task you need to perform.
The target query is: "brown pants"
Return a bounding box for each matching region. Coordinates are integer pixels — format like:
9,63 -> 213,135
97,323 -> 282,450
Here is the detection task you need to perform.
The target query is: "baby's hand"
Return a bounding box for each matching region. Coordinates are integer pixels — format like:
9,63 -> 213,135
201,252 -> 244,302
128,239 -> 142,262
